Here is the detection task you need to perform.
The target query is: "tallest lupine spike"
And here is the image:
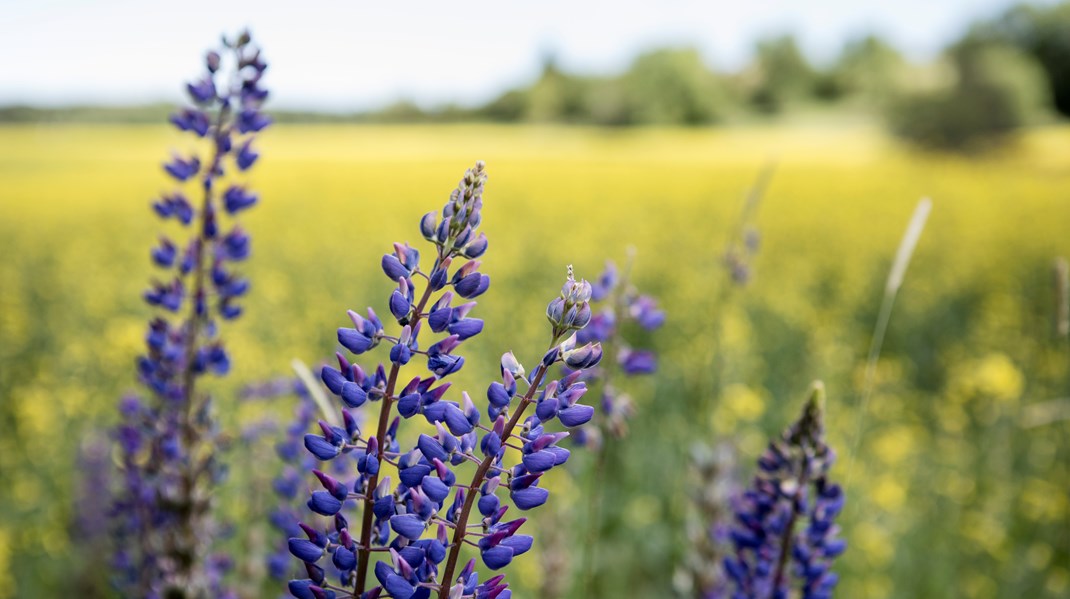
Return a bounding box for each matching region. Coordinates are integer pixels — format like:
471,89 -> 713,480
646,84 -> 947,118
113,30 -> 268,599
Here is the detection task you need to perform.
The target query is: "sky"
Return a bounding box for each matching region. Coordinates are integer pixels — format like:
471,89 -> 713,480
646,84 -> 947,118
0,0 -> 1053,110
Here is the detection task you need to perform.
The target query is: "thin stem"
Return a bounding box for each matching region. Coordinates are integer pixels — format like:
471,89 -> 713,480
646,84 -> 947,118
769,465 -> 808,598
354,279 -> 437,594
173,96 -> 230,597
582,434 -> 611,597
580,255 -> 632,596
437,360 -> 553,598
844,198 -> 931,490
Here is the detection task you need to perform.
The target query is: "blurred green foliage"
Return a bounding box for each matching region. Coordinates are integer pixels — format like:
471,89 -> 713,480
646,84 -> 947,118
969,1 -> 1070,117
0,123 -> 1067,598
7,1 -> 1069,151
886,40 -> 1049,151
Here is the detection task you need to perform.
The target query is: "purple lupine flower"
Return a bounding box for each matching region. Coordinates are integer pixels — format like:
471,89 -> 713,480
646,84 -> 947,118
721,163 -> 774,287
285,164 -> 604,599
111,30 -> 268,598
572,258 -> 664,446
719,382 -> 845,599
259,375 -> 358,584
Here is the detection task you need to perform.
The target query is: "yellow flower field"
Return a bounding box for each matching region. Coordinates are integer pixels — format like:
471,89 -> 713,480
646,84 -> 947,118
0,123 -> 1067,598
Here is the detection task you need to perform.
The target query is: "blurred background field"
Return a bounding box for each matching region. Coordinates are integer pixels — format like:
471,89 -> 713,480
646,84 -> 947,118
1,121 -> 1068,597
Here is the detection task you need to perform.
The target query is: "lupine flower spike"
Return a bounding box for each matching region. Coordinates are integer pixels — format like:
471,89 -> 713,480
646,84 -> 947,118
567,253 -> 663,595
112,30 -> 268,598
285,162 -> 602,599
572,253 -> 664,448
720,382 -> 846,599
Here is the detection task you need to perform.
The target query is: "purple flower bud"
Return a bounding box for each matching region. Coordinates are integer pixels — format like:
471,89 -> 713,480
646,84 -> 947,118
420,211 -> 438,240
390,514 -> 426,541
400,464 -> 432,488
218,226 -> 251,261
223,185 -> 258,214
164,155 -> 200,181
288,579 -> 318,599
464,232 -> 488,259
389,342 -> 412,366
333,546 -> 357,571
151,238 -> 177,267
205,50 -> 221,73
557,404 -> 595,427
288,538 -> 324,563
448,318 -> 483,340
455,273 -> 490,299
521,450 -> 557,473
186,77 -> 216,103
487,381 -> 513,409
500,535 -> 533,556
563,342 -> 603,370
170,108 -> 210,136
418,434 -> 449,463
535,398 -> 559,421
320,366 -> 347,395
428,307 -> 453,332
389,289 -> 411,321
422,477 -> 451,502
428,354 -> 464,377
442,403 -> 474,436
481,545 -> 514,570
236,139 -> 259,170
620,349 -> 657,374
307,491 -> 343,516
382,254 -> 409,281
304,434 -> 341,461
338,327 -> 374,354
237,108 -> 271,133
337,381 -> 365,408
510,487 -> 549,510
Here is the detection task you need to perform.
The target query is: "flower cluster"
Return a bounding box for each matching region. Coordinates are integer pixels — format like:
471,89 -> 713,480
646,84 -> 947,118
285,162 -> 603,599
719,383 -> 846,599
571,257 -> 664,447
112,30 -> 268,598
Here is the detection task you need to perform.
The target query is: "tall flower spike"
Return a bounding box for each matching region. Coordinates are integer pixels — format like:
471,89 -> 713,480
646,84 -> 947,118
112,30 -> 268,598
719,382 -> 846,599
572,255 -> 664,447
565,254 -> 664,595
286,165 -> 603,599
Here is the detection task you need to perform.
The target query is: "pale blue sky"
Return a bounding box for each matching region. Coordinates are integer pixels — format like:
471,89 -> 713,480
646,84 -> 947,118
0,0 -> 1053,110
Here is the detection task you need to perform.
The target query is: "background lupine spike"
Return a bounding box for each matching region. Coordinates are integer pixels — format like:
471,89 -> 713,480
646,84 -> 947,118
718,381 -> 845,599
110,30 -> 268,599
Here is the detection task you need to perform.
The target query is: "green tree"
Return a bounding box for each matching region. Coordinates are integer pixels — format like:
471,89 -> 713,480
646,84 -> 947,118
975,2 -> 1070,117
826,34 -> 908,105
887,39 -> 1048,151
749,35 -> 816,113
617,47 -> 726,125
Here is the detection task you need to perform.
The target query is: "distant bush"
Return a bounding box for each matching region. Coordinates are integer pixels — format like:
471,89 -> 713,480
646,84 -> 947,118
747,35 -> 816,113
886,41 -> 1048,151
616,48 -> 727,125
973,2 -> 1070,118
